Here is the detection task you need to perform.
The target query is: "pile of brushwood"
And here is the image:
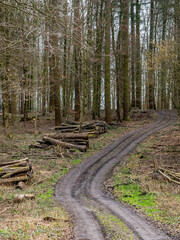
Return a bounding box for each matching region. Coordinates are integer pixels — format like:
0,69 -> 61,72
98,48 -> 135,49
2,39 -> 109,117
31,121 -> 107,152
0,158 -> 33,184
153,159 -> 180,185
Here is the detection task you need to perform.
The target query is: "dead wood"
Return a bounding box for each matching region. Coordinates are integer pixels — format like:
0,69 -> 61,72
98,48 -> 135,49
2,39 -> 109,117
43,137 -> 87,152
0,158 -> 28,167
158,170 -> 180,185
55,125 -> 80,130
0,175 -> 28,184
2,166 -> 30,179
46,132 -> 90,140
1,161 -> 29,170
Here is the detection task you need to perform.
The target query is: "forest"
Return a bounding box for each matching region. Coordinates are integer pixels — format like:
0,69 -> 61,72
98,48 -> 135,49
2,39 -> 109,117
0,0 -> 179,133
0,1 -> 180,240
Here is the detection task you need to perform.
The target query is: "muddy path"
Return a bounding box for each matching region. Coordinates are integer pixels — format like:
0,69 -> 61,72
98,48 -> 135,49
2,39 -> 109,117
55,111 -> 177,240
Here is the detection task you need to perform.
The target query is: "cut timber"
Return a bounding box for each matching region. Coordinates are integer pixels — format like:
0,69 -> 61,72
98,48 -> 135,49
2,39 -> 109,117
0,158 -> 28,167
43,137 -> 87,152
55,125 -> 80,130
58,128 -> 79,133
67,121 -> 79,125
61,139 -> 89,147
0,175 -> 28,184
2,166 -> 30,179
1,161 -> 29,170
46,132 -> 90,140
14,194 -> 35,203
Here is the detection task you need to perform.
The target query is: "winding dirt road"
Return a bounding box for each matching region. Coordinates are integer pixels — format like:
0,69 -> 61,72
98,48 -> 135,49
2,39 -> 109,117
55,111 -> 176,240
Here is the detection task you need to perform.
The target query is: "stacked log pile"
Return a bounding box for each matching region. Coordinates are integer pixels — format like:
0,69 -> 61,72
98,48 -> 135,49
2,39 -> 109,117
30,121 -> 107,152
43,133 -> 89,152
0,158 -> 32,184
55,121 -> 107,134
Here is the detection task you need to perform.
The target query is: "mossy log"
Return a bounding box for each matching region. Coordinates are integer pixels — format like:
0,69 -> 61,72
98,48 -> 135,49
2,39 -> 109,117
2,166 -> 30,179
0,175 -> 28,184
0,158 -> 29,167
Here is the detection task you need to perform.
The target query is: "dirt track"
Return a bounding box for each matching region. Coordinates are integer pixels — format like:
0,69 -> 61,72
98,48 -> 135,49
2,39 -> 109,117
55,111 -> 177,240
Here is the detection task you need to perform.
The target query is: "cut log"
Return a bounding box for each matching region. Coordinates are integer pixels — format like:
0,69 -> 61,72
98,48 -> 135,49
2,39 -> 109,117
0,167 -> 27,177
55,125 -> 80,130
58,128 -> 79,133
1,161 -> 29,170
0,158 -> 29,167
0,175 -> 28,184
67,121 -> 79,125
45,132 -> 90,140
2,166 -> 30,179
16,181 -> 25,189
14,194 -> 35,203
43,137 -> 87,152
61,139 -> 89,146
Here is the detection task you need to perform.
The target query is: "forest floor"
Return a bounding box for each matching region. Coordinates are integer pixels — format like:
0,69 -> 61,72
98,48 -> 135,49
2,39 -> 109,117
0,111 -> 179,240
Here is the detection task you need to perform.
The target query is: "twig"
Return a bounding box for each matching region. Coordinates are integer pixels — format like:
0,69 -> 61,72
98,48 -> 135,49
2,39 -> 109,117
159,167 -> 180,181
0,207 -> 11,215
158,170 -> 180,185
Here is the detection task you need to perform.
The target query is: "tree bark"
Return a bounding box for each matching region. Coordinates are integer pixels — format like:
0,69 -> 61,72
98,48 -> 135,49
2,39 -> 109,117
43,136 -> 87,152
74,0 -> 81,121
148,0 -> 156,109
131,0 -> 136,108
122,0 -> 130,120
136,0 -> 142,109
105,0 -> 112,122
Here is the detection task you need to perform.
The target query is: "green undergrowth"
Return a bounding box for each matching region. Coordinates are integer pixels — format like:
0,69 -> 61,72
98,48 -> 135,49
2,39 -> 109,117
115,182 -> 159,218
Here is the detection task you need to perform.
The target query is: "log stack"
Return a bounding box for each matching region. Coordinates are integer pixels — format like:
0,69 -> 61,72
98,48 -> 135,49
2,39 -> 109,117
42,132 -> 90,152
0,158 -> 32,184
43,121 -> 107,152
55,121 -> 107,134
30,121 -> 107,152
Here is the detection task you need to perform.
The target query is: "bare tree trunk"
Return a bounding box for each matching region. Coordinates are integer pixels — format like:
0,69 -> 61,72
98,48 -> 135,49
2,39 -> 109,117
122,0 -> 130,120
74,0 -> 81,121
136,0 -> 142,109
174,0 -> 180,112
131,0 -> 136,108
49,0 -> 62,125
105,0 -> 111,122
148,0 -> 156,109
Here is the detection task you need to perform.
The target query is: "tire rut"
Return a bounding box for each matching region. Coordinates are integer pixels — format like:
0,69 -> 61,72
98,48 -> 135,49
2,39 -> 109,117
55,111 -> 177,240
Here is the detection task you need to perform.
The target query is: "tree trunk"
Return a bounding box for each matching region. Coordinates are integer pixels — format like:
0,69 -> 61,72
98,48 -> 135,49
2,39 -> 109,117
105,0 -> 112,123
148,0 -> 156,109
136,0 -> 142,109
74,0 -> 81,121
131,0 -> 136,108
49,0 -> 62,126
122,0 -> 130,120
